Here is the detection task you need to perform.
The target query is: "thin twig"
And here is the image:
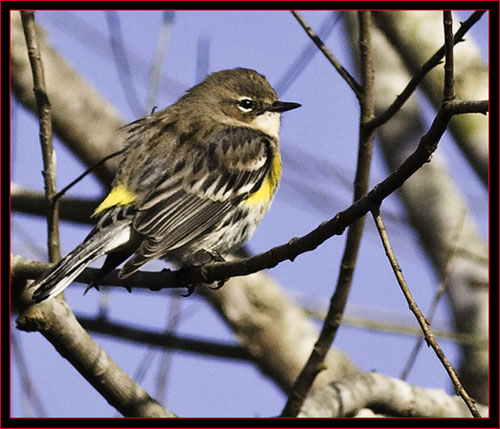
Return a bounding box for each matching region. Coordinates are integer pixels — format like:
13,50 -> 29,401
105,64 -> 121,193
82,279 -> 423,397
105,11 -> 143,117
291,11 -> 362,98
369,11 -> 485,129
400,209 -> 466,380
145,11 -> 174,115
155,296 -> 181,402
302,306 -> 487,348
443,11 -> 455,101
371,208 -> 480,417
20,11 -> 60,262
53,149 -> 125,202
282,12 -> 375,417
276,11 -> 340,95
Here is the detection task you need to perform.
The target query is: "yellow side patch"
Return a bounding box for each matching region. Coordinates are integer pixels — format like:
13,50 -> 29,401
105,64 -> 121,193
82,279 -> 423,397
244,152 -> 282,205
93,184 -> 136,216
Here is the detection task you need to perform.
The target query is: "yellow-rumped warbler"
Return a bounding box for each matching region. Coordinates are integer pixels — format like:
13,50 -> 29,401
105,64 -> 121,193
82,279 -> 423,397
30,68 -> 300,302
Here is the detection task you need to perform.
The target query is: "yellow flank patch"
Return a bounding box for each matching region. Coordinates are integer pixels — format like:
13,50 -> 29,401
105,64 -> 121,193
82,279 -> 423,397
92,184 -> 136,216
244,152 -> 282,205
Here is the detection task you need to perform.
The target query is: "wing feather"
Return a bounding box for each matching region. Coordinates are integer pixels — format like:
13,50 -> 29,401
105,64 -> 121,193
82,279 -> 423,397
119,126 -> 275,277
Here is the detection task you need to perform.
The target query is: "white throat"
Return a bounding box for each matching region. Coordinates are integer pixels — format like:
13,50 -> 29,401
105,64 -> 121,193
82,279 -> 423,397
249,111 -> 281,140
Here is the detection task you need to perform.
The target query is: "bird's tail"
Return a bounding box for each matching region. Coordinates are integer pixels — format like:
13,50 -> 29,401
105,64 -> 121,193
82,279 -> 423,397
30,221 -> 131,303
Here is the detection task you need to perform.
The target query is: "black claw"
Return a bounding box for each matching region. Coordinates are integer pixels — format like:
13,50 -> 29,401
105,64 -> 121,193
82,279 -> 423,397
83,283 -> 100,295
181,284 -> 196,297
209,279 -> 227,290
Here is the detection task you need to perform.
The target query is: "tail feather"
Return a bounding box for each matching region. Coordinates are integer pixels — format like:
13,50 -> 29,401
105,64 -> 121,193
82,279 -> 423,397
30,222 -> 131,303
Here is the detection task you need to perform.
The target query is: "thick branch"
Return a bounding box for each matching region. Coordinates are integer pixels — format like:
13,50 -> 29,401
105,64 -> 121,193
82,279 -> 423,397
77,315 -> 251,361
12,254 -> 359,395
15,291 -> 175,417
300,372 -> 488,417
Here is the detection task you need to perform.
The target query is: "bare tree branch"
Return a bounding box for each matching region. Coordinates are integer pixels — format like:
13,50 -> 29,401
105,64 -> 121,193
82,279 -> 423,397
76,313 -> 250,361
300,372 -> 488,417
400,210 -> 466,379
12,11 -> 489,417
444,99 -> 488,114
373,11 -> 488,187
13,254 -> 488,349
14,283 -> 175,417
20,11 -> 60,262
282,11 -> 376,417
11,12 -> 124,185
443,11 -> 456,101
291,11 -> 362,98
368,11 -> 484,129
371,208 -> 479,417
11,184 -> 97,225
344,11 -> 489,403
16,90 -> 487,294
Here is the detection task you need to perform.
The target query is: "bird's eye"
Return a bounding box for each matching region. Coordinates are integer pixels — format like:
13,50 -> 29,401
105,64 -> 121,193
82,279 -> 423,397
238,98 -> 255,112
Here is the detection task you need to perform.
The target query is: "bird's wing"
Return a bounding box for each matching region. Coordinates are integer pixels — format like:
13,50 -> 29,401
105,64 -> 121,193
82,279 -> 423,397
119,126 -> 275,277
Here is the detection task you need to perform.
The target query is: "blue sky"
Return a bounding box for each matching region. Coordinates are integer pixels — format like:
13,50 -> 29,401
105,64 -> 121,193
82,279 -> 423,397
11,10 -> 488,417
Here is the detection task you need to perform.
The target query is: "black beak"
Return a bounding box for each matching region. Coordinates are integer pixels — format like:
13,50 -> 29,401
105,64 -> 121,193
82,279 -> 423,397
268,101 -> 302,113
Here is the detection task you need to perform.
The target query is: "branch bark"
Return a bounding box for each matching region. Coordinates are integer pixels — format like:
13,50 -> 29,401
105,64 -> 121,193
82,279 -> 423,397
12,11 -> 488,416
344,10 -> 488,404
12,12 -> 360,411
371,209 -> 479,417
300,372 -> 488,417
11,12 -> 124,186
373,11 -> 488,187
12,254 -> 360,395
282,12 -> 376,417
20,11 -> 60,262
14,279 -> 175,417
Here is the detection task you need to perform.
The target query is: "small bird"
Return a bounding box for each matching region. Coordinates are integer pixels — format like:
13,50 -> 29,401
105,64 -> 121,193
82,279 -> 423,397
30,68 -> 301,303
